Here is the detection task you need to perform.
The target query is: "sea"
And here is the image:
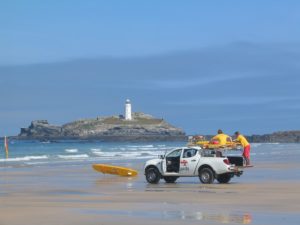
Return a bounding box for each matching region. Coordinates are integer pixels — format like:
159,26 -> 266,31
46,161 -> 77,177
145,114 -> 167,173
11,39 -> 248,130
1,140 -> 300,168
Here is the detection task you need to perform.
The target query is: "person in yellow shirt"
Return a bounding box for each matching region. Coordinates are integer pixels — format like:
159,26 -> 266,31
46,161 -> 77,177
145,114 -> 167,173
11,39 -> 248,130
211,129 -> 231,146
234,131 -> 251,166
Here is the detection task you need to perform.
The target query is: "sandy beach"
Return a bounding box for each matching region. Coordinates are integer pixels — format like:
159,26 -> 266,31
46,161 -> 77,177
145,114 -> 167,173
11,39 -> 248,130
1,159 -> 300,225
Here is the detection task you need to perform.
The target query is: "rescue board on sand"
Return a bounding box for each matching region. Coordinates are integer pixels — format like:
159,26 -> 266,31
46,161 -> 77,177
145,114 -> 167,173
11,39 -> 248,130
92,164 -> 138,177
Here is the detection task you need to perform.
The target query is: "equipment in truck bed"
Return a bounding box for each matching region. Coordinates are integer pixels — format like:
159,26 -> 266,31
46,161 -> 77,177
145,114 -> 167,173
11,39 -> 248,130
188,135 -> 242,150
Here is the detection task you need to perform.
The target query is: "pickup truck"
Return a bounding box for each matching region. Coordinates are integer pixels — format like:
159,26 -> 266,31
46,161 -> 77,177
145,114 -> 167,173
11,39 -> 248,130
144,146 -> 244,184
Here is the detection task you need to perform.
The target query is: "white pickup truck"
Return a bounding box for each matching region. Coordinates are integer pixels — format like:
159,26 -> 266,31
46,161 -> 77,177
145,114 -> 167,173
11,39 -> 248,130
144,146 -> 244,184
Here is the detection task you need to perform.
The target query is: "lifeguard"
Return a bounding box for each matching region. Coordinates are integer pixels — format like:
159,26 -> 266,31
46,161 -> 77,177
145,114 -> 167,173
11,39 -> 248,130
234,131 -> 251,166
211,129 -> 231,146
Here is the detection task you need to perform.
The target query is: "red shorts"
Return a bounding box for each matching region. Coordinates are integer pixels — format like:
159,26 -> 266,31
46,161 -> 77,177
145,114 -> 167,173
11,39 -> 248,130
243,145 -> 251,158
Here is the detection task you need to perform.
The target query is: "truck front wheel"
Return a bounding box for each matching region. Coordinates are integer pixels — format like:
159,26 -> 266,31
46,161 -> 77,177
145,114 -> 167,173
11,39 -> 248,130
199,167 -> 214,184
145,167 -> 161,184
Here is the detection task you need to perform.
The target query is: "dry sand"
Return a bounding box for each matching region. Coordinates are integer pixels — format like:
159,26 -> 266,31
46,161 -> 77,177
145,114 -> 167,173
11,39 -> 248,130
1,161 -> 300,225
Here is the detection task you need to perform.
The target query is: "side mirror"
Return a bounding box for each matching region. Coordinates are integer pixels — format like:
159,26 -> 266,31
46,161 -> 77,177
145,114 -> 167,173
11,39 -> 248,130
159,155 -> 165,159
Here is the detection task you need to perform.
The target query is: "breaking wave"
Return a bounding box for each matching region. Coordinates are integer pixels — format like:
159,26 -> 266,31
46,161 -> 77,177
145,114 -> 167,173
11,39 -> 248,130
65,149 -> 79,153
0,155 -> 48,162
58,154 -> 89,159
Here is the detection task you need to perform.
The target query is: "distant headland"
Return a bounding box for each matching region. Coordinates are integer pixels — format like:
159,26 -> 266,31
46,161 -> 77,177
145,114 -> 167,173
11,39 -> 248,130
246,131 -> 300,143
201,131 -> 300,143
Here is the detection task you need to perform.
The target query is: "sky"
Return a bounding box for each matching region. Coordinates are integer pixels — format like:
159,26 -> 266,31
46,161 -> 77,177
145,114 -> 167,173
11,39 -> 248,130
0,1 -> 300,136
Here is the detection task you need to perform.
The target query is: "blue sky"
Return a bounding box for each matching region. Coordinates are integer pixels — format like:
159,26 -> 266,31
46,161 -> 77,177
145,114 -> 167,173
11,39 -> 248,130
1,1 -> 300,136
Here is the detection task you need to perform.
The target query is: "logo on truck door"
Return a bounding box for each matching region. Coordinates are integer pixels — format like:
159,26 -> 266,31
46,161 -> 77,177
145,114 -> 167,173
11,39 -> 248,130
180,160 -> 189,172
180,160 -> 188,166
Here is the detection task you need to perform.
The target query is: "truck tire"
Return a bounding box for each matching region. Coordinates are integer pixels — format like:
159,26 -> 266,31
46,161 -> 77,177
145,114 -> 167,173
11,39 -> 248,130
145,167 -> 161,184
163,176 -> 178,183
199,167 -> 214,184
217,173 -> 231,184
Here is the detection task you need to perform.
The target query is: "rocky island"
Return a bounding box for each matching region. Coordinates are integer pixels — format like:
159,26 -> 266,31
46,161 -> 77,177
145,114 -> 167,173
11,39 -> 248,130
18,112 -> 186,141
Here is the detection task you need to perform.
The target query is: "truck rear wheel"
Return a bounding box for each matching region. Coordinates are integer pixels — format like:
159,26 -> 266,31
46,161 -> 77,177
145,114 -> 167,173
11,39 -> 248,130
217,173 -> 231,184
145,167 -> 161,184
163,176 -> 178,183
199,167 -> 214,184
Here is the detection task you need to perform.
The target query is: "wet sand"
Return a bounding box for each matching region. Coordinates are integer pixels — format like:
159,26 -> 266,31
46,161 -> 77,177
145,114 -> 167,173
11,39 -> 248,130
1,161 -> 300,225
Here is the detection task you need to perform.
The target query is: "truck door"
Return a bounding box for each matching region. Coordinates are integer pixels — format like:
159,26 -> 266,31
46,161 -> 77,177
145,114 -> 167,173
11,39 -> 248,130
162,148 -> 182,174
179,148 -> 200,176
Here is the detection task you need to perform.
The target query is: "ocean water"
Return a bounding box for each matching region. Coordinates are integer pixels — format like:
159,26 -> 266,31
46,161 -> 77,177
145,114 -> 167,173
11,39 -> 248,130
0,140 -> 300,168
0,140 -> 183,167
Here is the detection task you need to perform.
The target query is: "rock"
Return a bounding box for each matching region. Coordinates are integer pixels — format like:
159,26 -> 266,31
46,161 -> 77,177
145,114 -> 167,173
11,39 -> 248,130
18,113 -> 186,141
247,131 -> 300,143
19,120 -> 62,138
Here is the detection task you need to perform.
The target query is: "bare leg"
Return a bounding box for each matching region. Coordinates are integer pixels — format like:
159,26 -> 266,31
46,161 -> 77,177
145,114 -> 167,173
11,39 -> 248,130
245,157 -> 250,166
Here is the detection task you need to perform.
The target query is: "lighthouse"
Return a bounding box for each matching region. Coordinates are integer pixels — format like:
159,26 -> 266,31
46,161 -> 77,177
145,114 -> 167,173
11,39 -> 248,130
125,99 -> 132,120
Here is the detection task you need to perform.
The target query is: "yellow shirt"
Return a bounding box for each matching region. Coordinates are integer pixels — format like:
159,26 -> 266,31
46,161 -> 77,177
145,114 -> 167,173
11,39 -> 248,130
236,135 -> 250,147
212,134 -> 230,146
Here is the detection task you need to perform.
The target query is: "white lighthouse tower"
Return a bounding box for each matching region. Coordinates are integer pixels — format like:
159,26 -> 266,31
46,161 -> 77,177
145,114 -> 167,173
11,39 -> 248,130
125,99 -> 132,120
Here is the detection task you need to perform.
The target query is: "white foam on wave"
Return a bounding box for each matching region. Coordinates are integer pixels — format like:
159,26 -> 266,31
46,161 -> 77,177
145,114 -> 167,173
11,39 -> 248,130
91,148 -> 104,156
0,155 -> 48,162
138,147 -> 156,150
92,151 -> 104,156
128,145 -> 154,148
91,148 -> 102,152
251,143 -> 262,147
25,161 -> 48,165
92,150 -> 164,159
265,143 -> 280,145
126,147 -> 157,151
65,149 -> 78,153
58,154 -> 89,159
127,147 -> 139,151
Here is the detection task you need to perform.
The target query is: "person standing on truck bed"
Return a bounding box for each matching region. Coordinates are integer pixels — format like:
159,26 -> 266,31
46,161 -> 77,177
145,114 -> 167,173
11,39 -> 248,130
211,129 -> 231,146
234,131 -> 251,166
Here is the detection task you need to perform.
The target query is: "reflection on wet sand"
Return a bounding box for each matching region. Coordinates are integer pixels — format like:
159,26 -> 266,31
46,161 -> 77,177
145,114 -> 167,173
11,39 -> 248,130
162,211 -> 252,224
81,209 -> 252,224
95,176 -> 137,186
94,175 -> 138,193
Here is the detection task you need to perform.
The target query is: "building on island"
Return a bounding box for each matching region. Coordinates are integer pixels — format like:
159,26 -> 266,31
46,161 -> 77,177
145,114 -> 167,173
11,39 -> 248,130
125,99 -> 132,120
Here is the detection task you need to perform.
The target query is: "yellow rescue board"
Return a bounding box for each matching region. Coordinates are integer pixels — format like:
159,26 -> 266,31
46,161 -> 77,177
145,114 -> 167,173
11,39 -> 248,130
92,164 -> 138,177
193,141 -> 241,150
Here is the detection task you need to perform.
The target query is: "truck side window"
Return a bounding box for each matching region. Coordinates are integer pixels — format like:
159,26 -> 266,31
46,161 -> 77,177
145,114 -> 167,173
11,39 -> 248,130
183,149 -> 197,158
